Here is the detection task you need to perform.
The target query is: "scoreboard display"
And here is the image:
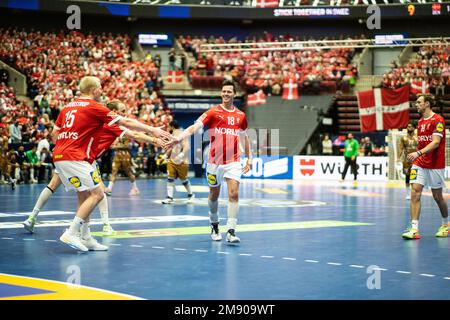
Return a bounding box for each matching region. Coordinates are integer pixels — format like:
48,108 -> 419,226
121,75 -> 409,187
1,0 -> 450,20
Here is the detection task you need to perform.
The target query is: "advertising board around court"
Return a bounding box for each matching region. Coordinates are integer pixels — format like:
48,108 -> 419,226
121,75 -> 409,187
241,156 -> 389,181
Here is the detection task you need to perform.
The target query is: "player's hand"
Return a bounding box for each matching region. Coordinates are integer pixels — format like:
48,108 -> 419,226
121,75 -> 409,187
242,159 -> 252,174
152,126 -> 173,141
351,156 -> 355,161
407,151 -> 420,162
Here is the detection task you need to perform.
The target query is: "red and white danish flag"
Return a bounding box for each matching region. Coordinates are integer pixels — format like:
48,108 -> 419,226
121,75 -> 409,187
357,86 -> 410,133
167,70 -> 183,83
247,90 -> 266,106
282,78 -> 298,100
410,80 -> 430,95
254,0 -> 279,7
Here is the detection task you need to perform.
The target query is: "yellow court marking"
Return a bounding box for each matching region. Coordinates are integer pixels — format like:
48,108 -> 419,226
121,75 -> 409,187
254,187 -> 289,194
93,220 -> 372,239
0,273 -> 141,300
329,189 -> 385,198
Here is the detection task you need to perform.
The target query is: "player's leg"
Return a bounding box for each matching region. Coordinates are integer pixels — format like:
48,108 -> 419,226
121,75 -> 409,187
123,155 -> 139,195
404,164 -> 411,200
57,161 -> 106,252
93,161 -> 114,235
207,163 -> 223,241
105,156 -> 119,195
23,173 -> 62,233
403,166 -> 424,239
429,169 -> 449,237
162,160 -> 176,204
225,177 -> 240,243
179,163 -> 194,203
341,157 -> 350,181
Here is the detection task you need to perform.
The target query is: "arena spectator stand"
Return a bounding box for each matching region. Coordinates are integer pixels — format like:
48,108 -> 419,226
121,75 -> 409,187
178,33 -> 361,95
0,28 -> 174,184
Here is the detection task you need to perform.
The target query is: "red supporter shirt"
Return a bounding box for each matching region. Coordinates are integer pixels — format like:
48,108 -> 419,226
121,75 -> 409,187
198,104 -> 248,165
87,124 -> 128,163
53,98 -> 122,162
414,113 -> 446,169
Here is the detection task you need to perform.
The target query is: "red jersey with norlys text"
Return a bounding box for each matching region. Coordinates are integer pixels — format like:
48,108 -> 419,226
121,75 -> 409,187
414,113 -> 445,169
53,98 -> 122,162
198,104 -> 248,165
86,124 -> 128,164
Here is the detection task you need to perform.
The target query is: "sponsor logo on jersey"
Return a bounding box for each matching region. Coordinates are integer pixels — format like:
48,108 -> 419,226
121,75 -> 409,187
207,173 -> 218,186
410,168 -> 417,180
54,154 -> 63,159
418,135 -> 433,142
214,128 -> 240,136
69,176 -> 81,188
436,122 -> 444,133
57,132 -> 79,140
90,170 -> 100,185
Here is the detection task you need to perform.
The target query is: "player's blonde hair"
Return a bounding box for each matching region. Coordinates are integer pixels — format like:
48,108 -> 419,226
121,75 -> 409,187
79,76 -> 101,94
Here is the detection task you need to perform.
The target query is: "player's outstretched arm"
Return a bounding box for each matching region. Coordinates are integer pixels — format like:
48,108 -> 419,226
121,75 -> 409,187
125,130 -> 171,150
167,121 -> 204,149
117,118 -> 173,141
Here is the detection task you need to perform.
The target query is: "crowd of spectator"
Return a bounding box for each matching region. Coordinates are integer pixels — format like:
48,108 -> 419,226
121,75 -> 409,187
178,33 -> 361,94
382,44 -> 450,96
0,28 -> 176,186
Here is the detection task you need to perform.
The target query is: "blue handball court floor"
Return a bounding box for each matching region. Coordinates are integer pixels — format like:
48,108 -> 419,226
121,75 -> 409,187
0,178 -> 449,300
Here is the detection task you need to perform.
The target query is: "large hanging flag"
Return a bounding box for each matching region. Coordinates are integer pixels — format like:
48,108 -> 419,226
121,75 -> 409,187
357,86 -> 410,132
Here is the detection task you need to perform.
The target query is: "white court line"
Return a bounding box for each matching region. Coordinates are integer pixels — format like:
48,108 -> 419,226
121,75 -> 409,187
108,243 -> 121,246
44,239 -> 57,242
373,268 -> 388,271
217,251 -> 229,255
1,237 -> 13,240
152,246 -> 165,249
349,265 -> 365,268
239,253 -> 252,256
444,277 -> 450,280
130,245 -> 143,248
305,260 -> 319,263
22,238 -> 35,241
282,257 -> 296,261
195,249 -> 208,253
261,256 -> 274,259
327,262 -> 342,266
174,248 -> 187,251
396,271 -> 411,274
420,274 -> 435,277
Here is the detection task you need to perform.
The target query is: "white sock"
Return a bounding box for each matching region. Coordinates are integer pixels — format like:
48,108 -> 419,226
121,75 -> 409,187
226,202 -> 239,230
131,181 -> 137,189
108,181 -> 114,190
15,167 -> 20,180
30,187 -> 54,219
411,219 -> 419,230
208,199 -> 219,224
30,168 -> 35,180
68,216 -> 85,235
81,221 -> 91,239
167,181 -> 175,199
442,217 -> 449,226
98,194 -> 109,225
182,180 -> 192,195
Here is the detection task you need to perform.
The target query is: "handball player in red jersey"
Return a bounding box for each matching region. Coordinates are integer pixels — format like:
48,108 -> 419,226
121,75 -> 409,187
167,80 -> 252,243
403,94 -> 449,239
51,76 -> 173,252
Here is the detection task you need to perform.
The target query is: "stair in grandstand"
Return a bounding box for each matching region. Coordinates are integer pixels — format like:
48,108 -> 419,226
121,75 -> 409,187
247,95 -> 335,155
